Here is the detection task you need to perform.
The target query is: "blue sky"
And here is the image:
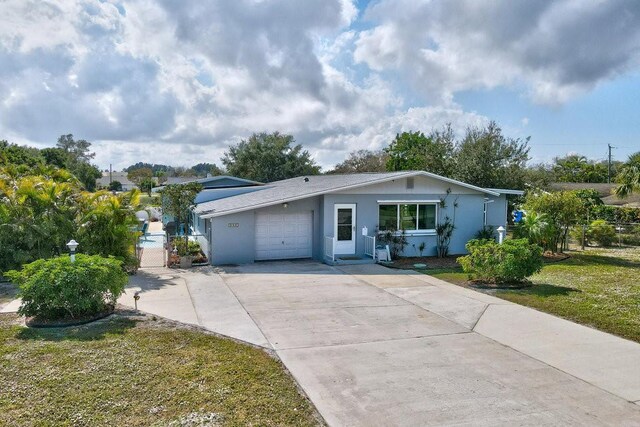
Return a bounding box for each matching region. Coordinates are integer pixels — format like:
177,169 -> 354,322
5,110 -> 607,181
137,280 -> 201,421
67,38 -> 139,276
0,0 -> 638,170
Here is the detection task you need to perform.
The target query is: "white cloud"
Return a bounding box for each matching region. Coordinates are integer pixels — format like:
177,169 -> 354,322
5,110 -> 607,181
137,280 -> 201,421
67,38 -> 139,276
2,0 -> 638,172
354,0 -> 640,105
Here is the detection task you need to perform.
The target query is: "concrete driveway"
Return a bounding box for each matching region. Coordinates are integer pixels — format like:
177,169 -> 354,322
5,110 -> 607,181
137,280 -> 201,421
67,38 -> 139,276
121,261 -> 640,426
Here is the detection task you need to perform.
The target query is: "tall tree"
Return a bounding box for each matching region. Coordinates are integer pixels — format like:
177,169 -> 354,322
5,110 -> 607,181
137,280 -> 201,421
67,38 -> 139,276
330,150 -> 388,174
615,151 -> 640,198
453,121 -> 530,189
523,163 -> 554,190
552,154 -> 608,183
56,134 -> 95,163
384,126 -> 455,176
127,168 -> 154,196
0,140 -> 44,169
222,132 -> 320,182
190,163 -> 224,177
55,134 -> 101,191
161,182 -> 203,251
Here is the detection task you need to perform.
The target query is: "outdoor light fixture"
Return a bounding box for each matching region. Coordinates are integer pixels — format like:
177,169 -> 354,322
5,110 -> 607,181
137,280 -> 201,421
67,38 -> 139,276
282,202 -> 289,208
496,226 -> 506,244
66,239 -> 79,262
133,291 -> 141,310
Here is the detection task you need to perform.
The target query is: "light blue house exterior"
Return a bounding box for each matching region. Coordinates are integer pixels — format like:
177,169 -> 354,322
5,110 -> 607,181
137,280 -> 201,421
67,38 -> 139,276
192,171 -> 521,266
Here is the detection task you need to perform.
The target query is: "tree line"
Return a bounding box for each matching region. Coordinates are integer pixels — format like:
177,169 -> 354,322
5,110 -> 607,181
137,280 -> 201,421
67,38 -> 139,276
2,124 -> 639,197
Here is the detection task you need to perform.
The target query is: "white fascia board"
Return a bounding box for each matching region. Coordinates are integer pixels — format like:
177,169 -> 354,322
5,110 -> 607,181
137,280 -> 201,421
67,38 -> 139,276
486,188 -> 525,195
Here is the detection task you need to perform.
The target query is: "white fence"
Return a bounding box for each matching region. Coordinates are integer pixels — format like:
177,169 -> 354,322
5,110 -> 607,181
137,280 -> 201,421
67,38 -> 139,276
324,236 -> 335,261
364,235 -> 376,258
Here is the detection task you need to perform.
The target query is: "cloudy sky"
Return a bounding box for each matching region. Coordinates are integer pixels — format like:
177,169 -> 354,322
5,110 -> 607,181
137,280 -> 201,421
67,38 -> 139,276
1,0 -> 639,171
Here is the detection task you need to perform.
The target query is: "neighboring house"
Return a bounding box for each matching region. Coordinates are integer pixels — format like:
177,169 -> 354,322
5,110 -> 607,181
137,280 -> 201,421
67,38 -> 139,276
192,171 -> 521,266
96,171 -> 137,191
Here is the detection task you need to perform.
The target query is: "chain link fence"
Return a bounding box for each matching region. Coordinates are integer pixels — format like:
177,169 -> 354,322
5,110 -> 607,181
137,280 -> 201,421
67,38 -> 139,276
571,222 -> 640,248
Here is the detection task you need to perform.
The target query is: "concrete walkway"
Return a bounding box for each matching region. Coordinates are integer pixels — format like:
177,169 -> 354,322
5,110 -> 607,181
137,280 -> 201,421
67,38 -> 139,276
14,261 -> 638,425
118,267 -> 269,347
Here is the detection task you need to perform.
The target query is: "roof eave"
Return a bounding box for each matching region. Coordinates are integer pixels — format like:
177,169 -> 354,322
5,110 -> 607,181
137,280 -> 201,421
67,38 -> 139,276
199,171 -> 498,218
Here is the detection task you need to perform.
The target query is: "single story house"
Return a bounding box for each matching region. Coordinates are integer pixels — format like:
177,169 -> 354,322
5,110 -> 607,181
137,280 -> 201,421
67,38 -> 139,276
191,171 -> 522,265
96,171 -> 137,191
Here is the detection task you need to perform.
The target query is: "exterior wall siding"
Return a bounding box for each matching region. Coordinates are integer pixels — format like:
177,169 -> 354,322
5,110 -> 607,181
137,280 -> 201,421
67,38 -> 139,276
323,193 -> 487,257
206,174 -> 510,265
485,194 -> 508,230
209,196 -> 322,265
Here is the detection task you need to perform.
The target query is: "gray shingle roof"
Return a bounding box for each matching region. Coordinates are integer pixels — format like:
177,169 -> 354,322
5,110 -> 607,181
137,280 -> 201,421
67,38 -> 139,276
196,171 -> 499,218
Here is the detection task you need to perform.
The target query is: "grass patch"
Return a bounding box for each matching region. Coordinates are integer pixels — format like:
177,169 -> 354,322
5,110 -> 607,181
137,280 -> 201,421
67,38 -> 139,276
0,311 -> 321,426
428,247 -> 640,343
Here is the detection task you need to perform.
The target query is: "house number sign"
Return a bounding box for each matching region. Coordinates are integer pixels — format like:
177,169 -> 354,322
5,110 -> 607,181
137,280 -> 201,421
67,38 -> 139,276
228,223 -> 239,228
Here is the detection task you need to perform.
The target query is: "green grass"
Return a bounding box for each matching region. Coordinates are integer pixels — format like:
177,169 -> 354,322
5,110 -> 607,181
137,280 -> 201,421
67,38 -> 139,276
0,312 -> 321,426
428,247 -> 640,343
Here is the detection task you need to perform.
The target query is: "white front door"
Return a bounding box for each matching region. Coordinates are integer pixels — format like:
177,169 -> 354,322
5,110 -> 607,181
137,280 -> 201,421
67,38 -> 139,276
334,204 -> 356,254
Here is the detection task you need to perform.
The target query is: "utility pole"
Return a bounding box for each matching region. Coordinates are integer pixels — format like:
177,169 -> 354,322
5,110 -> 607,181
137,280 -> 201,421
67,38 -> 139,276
607,144 -> 615,183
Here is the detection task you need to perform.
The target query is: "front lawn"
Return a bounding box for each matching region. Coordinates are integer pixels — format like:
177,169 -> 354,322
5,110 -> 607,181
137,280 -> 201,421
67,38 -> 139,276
427,246 -> 640,343
0,311 -> 321,426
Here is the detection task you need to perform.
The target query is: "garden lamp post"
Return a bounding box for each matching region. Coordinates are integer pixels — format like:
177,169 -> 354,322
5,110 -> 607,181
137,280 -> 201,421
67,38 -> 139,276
496,226 -> 505,244
66,239 -> 79,262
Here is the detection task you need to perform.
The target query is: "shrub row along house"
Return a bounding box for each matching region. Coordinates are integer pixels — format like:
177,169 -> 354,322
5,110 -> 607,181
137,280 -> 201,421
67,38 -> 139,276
164,171 -> 520,265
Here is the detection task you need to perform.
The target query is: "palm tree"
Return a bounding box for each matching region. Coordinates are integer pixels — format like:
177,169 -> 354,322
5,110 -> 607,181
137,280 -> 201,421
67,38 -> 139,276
615,152 -> 640,198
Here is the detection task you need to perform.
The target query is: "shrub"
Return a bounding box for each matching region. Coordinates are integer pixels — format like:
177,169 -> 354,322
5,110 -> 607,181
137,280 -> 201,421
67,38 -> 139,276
587,220 -> 616,247
377,227 -> 408,260
172,238 -> 202,257
6,254 -> 127,320
475,226 -> 495,240
569,225 -> 587,246
458,239 -> 543,283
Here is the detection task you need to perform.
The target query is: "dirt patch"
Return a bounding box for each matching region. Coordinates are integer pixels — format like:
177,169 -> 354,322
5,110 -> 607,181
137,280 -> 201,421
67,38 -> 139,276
543,252 -> 571,263
25,305 -> 116,328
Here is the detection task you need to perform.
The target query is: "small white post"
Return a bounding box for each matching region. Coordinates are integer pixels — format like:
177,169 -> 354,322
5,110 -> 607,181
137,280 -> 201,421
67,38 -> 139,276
66,239 -> 79,263
497,226 -> 505,244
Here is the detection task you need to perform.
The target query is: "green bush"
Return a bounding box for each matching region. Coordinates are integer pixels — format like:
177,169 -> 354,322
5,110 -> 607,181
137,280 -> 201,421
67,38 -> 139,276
587,220 -> 616,247
474,226 -> 495,240
458,239 -> 544,283
6,254 -> 127,320
172,238 -> 202,256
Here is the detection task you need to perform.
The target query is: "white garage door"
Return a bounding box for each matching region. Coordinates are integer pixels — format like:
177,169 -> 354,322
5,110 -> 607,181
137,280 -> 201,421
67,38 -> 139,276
255,211 -> 313,260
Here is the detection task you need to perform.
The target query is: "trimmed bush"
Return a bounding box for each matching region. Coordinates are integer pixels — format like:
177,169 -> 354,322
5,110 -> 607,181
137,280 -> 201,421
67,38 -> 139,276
587,220 -> 616,247
6,254 -> 127,320
458,239 -> 543,283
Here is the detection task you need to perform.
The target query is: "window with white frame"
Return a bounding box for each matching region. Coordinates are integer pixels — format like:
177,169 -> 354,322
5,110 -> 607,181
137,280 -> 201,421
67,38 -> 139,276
378,203 -> 437,232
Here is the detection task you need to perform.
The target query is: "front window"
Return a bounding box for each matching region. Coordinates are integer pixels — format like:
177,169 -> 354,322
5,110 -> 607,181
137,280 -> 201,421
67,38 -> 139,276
378,203 -> 436,232
379,205 -> 398,231
400,204 -> 417,230
418,204 -> 436,230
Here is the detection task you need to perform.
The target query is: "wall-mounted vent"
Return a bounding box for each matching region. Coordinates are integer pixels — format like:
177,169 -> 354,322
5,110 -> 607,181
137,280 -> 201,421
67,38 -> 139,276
406,177 -> 414,189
